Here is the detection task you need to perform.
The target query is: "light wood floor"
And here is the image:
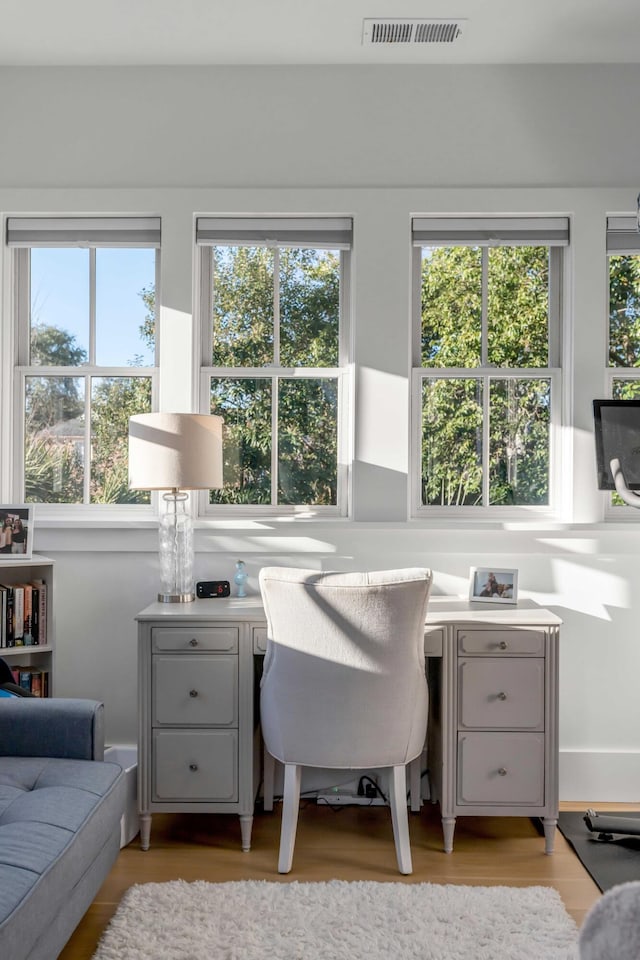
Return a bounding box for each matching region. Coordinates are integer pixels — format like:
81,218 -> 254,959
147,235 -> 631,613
57,799 -> 626,959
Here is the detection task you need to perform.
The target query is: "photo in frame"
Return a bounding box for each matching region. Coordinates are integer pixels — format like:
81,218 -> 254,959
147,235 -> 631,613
469,567 -> 518,604
0,505 -> 33,560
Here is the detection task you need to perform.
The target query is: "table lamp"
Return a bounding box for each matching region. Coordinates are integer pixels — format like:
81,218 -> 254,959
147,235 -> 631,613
128,412 -> 224,602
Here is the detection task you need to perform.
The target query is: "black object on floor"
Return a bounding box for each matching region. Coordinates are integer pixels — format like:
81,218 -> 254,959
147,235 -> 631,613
558,811 -> 640,892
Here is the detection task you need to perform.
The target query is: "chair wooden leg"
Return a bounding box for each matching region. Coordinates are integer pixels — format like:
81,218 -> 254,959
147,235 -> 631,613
263,746 -> 275,812
278,763 -> 302,873
389,764 -> 412,875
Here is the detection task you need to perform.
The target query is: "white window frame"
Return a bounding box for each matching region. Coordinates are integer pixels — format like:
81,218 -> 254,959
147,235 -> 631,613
196,217 -> 352,518
8,217 -> 160,515
410,216 -> 567,519
604,215 -> 640,520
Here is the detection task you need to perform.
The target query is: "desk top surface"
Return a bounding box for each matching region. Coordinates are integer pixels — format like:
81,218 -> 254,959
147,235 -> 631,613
136,594 -> 562,626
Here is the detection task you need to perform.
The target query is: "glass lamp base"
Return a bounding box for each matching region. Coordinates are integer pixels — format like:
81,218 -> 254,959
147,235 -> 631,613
158,491 -> 195,603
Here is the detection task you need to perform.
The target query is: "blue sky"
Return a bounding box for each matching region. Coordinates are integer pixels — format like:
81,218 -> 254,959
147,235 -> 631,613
30,247 -> 155,366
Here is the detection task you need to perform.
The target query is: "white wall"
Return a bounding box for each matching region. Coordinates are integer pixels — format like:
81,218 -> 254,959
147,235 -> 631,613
2,65 -> 640,188
2,65 -> 640,799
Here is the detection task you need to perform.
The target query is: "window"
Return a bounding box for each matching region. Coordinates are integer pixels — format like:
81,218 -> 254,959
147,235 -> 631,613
8,217 -> 159,506
606,216 -> 640,511
196,218 -> 351,513
411,217 -> 567,514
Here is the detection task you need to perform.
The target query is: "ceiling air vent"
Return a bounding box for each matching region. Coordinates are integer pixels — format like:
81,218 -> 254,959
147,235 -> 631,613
362,18 -> 466,45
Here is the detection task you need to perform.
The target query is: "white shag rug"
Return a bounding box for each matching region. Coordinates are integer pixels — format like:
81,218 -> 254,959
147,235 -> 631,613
91,879 -> 579,960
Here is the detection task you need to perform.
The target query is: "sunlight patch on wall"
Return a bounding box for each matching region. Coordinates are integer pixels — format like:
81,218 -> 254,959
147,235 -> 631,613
355,367 -> 408,473
204,535 -> 337,554
528,556 -> 630,620
537,538 -> 600,555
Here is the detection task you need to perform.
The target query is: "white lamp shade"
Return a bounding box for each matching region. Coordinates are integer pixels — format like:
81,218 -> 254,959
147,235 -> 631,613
128,413 -> 224,491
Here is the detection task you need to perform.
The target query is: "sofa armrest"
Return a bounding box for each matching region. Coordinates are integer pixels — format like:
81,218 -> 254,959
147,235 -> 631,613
0,698 -> 105,760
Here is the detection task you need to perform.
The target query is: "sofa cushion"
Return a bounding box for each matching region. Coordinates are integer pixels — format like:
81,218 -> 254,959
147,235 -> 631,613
0,757 -> 125,959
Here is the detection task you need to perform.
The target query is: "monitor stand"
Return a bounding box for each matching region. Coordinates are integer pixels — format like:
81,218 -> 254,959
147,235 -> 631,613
583,456 -> 640,837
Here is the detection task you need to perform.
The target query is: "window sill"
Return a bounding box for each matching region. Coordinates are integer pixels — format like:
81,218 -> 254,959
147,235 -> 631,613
29,514 -> 640,553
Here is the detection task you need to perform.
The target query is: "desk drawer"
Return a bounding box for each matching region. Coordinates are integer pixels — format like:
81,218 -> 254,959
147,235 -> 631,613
458,658 -> 544,730
153,729 -> 238,801
457,732 -> 545,805
152,627 -> 238,653
152,655 -> 237,726
458,628 -> 545,657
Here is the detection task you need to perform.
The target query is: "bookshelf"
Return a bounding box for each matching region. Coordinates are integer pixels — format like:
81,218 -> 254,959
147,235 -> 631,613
0,554 -> 54,696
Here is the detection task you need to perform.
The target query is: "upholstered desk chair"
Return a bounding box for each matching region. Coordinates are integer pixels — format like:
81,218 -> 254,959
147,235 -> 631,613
259,566 -> 432,875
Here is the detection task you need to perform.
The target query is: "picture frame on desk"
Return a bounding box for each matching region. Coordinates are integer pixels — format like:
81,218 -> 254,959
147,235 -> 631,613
0,505 -> 33,560
469,566 -> 518,604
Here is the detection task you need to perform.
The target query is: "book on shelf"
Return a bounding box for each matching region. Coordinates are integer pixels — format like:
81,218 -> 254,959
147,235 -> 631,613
0,585 -> 6,647
29,670 -> 44,697
2,586 -> 15,647
20,584 -> 34,645
12,585 -> 24,645
0,565 -> 51,698
0,580 -> 48,648
30,579 -> 47,645
11,667 -> 49,697
30,584 -> 39,645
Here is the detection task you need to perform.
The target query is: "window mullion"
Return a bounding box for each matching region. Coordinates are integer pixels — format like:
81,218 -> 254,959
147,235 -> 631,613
481,247 -> 489,366
273,247 -> 280,366
272,247 -> 280,506
339,249 -> 351,366
203,249 -> 214,367
84,375 -> 91,505
15,250 -> 31,364
89,248 -> 96,365
482,374 -> 491,507
13,371 -> 26,500
549,247 -> 561,367
272,375 -> 279,506
155,247 -> 162,370
411,248 -> 423,366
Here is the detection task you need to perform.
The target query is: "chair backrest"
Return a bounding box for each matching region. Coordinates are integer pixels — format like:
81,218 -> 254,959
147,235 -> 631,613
259,567 -> 432,769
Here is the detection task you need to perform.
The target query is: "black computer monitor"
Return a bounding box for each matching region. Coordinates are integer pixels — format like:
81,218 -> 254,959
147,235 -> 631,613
593,399 -> 640,490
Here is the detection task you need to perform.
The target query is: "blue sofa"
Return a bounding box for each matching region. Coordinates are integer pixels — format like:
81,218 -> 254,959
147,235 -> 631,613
0,698 -> 126,960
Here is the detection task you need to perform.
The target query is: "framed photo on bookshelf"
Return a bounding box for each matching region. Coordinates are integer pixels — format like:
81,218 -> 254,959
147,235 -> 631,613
469,567 -> 518,604
0,505 -> 33,560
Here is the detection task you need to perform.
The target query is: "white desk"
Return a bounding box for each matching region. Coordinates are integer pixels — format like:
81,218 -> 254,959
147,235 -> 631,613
136,596 -> 561,855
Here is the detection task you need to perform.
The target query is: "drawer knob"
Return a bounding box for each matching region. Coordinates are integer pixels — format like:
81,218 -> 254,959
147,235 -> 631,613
498,767 -> 507,777
189,689 -> 199,698
189,763 -> 199,772
497,691 -> 507,701
189,638 -> 199,647
499,640 -> 508,650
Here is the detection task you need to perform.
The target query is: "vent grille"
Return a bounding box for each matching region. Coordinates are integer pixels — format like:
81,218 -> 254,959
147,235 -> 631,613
363,19 -> 466,45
